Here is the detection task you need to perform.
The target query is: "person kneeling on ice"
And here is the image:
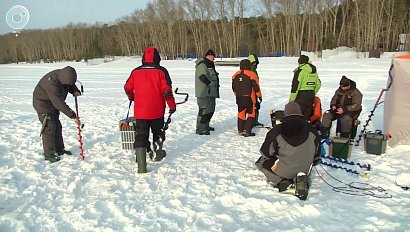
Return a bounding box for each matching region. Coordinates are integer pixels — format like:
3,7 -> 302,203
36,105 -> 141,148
124,47 -> 176,173
255,101 -> 321,200
33,66 -> 81,163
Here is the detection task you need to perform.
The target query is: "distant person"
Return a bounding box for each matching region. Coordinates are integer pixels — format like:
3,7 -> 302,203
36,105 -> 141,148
248,54 -> 264,127
289,55 -> 321,120
255,101 -> 321,200
33,66 -> 81,163
321,76 -> 362,138
194,49 -> 220,135
232,59 -> 262,137
124,47 -> 176,173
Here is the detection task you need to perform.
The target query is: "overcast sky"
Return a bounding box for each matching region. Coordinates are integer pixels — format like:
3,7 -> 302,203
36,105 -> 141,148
0,0 -> 150,34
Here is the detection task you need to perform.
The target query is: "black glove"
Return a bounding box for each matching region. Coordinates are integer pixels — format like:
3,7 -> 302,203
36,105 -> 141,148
169,108 -> 176,114
258,97 -> 262,103
313,157 -> 322,166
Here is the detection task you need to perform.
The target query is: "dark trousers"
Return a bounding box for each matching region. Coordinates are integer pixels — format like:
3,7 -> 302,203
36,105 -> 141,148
37,112 -> 64,155
134,117 -> 165,148
295,90 -> 315,121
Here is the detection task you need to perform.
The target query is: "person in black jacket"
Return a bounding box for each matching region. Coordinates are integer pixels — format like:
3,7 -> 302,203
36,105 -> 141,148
255,101 -> 321,199
33,66 -> 81,163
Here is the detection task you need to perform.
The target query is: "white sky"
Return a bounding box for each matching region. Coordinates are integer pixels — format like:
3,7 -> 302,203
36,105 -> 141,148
0,0 -> 150,34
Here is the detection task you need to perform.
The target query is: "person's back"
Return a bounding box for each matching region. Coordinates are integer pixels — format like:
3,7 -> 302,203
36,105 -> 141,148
256,101 -> 320,198
125,47 -> 175,120
124,47 -> 176,173
259,102 -> 319,179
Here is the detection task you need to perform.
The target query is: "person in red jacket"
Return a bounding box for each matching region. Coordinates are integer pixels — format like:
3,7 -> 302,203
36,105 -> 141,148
124,47 -> 176,173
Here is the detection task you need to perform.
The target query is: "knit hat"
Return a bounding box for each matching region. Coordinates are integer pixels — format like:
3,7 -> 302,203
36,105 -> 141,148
298,55 -> 309,64
339,75 -> 350,87
240,59 -> 251,70
205,49 -> 216,57
284,101 -> 303,116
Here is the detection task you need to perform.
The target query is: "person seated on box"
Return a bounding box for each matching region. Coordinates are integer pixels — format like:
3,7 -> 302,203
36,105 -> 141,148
255,101 -> 321,199
321,76 -> 363,139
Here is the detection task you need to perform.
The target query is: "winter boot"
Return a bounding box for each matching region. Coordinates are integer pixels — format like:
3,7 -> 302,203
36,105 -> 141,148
57,149 -> 72,156
206,121 -> 215,131
196,117 -> 210,135
147,144 -> 154,160
135,147 -> 147,173
238,118 -> 246,135
44,153 -> 61,163
295,172 -> 309,200
153,139 -> 166,161
252,111 -> 264,127
276,178 -> 294,192
243,118 -> 255,137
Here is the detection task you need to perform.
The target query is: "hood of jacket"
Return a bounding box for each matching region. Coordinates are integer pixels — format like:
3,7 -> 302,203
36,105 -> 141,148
280,115 -> 311,147
58,66 -> 77,85
142,47 -> 161,65
297,63 -> 317,74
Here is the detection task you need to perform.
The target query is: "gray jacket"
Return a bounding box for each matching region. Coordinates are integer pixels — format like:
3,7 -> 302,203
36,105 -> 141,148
258,115 -> 320,180
195,58 -> 220,98
33,66 -> 79,118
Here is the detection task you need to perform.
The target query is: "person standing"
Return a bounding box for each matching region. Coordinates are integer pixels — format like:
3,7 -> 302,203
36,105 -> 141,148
33,66 -> 81,163
194,49 -> 220,135
289,55 -> 321,120
321,76 -> 363,138
255,101 -> 321,200
248,54 -> 263,127
124,47 -> 176,173
232,59 -> 262,137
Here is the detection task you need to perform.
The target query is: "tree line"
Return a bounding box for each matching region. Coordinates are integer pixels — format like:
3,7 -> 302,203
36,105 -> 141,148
0,0 -> 409,64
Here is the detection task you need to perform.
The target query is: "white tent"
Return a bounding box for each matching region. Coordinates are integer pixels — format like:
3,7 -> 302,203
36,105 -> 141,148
384,54 -> 410,147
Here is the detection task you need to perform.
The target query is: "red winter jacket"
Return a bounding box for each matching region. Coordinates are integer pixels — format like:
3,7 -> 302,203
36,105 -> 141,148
124,47 -> 176,119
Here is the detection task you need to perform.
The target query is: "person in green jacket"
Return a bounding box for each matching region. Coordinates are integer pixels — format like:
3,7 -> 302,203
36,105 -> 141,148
289,55 -> 321,120
248,54 -> 263,127
195,49 -> 220,135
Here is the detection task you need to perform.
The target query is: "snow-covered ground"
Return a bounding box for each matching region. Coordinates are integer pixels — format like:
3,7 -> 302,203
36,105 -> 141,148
0,53 -> 409,231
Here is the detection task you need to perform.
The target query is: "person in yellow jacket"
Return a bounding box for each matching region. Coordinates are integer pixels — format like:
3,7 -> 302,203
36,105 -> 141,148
248,54 -> 264,127
232,59 -> 262,137
289,55 -> 321,120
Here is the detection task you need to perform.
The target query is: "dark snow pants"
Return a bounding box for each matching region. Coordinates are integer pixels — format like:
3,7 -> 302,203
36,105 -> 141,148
37,112 -> 64,155
134,117 -> 165,148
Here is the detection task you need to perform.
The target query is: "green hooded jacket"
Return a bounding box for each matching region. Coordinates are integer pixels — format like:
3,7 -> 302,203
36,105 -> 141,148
290,63 -> 321,101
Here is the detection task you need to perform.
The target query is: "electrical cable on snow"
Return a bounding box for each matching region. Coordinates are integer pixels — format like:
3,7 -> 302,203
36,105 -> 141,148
314,164 -> 392,199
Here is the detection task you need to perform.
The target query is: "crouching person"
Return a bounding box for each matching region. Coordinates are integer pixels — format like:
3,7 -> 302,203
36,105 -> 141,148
255,101 -> 321,200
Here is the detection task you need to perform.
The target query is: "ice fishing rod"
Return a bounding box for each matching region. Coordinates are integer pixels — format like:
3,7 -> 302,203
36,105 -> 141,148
355,65 -> 393,146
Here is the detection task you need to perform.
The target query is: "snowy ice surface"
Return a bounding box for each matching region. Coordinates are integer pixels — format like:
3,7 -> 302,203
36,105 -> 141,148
0,53 -> 409,231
